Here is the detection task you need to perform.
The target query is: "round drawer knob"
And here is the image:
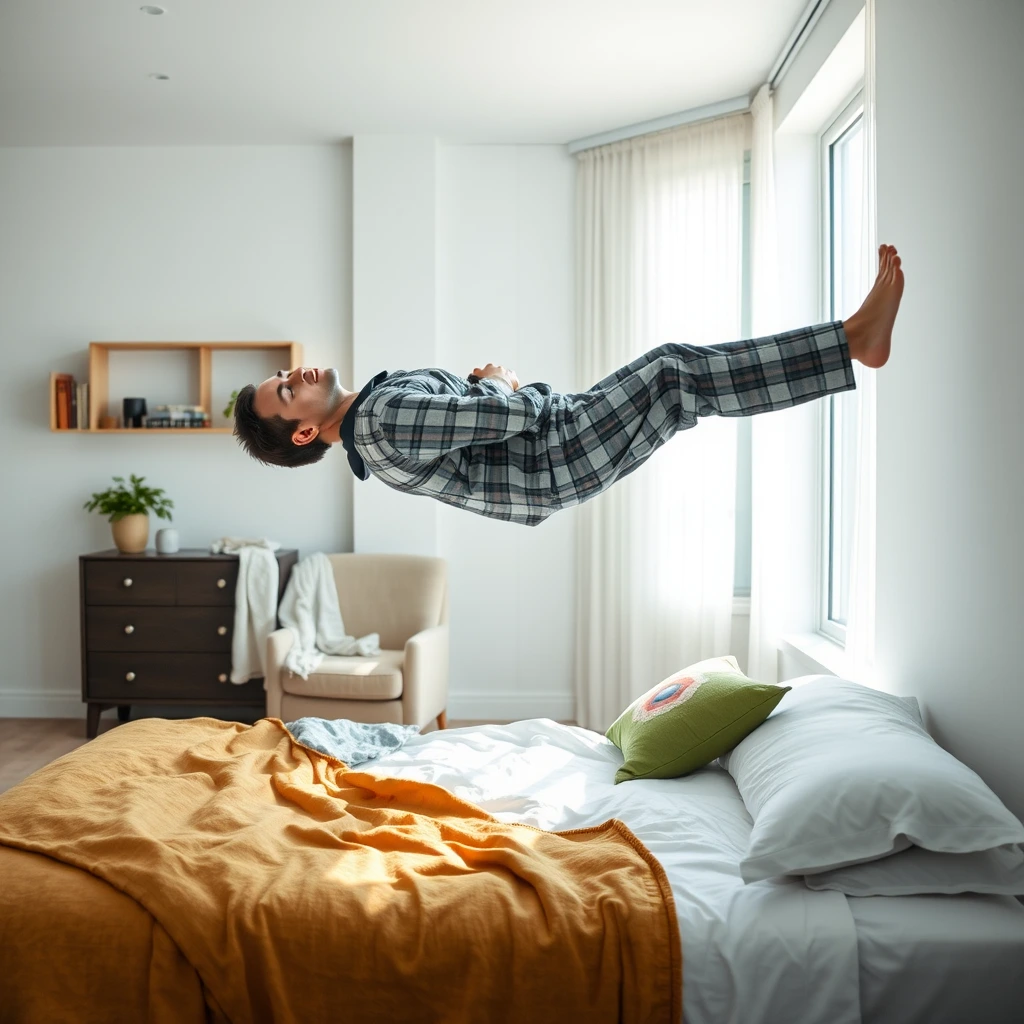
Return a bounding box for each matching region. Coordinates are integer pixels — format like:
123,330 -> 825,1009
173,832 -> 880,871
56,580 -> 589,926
217,625 -> 227,636
218,673 -> 228,683
124,624 -> 135,635
125,671 -> 136,682
123,578 -> 133,588
216,578 -> 227,589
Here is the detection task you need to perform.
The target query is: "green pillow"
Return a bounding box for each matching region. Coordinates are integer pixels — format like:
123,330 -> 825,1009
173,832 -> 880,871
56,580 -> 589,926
605,655 -> 790,784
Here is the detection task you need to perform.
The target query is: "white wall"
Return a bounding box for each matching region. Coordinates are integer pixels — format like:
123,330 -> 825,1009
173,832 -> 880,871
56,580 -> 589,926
352,136 -> 440,556
436,145 -> 578,721
874,0 -> 1024,819
0,145 -> 351,716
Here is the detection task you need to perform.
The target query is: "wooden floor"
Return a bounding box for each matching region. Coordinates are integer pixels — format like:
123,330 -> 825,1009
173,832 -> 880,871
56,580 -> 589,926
0,715 -> 506,795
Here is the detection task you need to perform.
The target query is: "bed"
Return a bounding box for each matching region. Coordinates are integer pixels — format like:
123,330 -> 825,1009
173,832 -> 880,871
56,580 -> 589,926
377,718 -> 1024,1024
1,715 -> 1023,1023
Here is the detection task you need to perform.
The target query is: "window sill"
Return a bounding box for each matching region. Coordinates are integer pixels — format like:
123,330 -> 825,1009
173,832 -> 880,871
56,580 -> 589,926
778,632 -> 853,681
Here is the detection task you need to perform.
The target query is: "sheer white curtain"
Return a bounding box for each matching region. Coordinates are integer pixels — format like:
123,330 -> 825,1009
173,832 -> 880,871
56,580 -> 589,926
574,114 -> 749,732
845,0 -> 878,681
746,84 -> 788,683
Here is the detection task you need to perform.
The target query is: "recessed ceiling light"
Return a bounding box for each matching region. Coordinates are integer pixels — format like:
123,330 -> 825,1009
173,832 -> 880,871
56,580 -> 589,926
148,73 -> 170,81
140,5 -> 166,14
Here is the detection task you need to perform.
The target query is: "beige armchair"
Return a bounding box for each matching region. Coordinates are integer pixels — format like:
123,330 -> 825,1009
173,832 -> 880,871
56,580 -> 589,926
265,553 -> 449,730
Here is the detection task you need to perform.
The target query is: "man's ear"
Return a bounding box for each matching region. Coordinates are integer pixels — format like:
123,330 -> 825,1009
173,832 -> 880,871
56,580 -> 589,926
292,424 -> 319,447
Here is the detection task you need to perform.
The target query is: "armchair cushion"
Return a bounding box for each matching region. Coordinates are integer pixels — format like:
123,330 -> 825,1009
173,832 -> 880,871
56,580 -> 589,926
281,649 -> 404,701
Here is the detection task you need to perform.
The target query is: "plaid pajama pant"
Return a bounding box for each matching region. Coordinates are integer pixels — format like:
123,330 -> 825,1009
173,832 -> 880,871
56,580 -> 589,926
353,322 -> 857,526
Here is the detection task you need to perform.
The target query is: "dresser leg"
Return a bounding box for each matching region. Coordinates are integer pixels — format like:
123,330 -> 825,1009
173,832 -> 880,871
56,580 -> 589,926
86,704 -> 101,739
117,705 -> 131,723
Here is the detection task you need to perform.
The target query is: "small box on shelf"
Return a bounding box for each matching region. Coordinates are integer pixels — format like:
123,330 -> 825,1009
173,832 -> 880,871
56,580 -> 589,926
144,405 -> 212,429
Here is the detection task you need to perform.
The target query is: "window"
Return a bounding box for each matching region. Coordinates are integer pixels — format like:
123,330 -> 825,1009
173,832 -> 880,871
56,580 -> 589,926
819,93 -> 863,643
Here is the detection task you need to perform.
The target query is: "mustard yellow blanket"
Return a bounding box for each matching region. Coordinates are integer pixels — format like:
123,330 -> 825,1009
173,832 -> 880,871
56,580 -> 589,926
0,718 -> 680,1023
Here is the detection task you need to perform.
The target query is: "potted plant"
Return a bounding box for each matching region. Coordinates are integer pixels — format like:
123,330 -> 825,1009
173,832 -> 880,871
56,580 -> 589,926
84,474 -> 174,553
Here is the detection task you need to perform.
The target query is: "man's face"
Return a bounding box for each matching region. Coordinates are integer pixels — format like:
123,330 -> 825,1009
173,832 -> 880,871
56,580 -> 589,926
253,366 -> 342,444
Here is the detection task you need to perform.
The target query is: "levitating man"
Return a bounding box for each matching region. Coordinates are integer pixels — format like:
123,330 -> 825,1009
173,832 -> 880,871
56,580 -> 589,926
234,246 -> 904,526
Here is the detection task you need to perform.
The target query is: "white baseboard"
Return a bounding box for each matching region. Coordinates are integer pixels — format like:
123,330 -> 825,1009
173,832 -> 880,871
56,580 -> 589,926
0,690 -> 85,718
447,690 -> 576,723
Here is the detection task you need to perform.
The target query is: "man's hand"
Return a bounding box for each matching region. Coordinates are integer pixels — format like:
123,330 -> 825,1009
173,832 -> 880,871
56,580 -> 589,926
471,363 -> 520,392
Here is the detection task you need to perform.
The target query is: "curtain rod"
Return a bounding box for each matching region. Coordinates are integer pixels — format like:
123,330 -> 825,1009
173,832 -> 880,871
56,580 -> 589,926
566,95 -> 750,155
566,0 -> 836,155
768,0 -> 834,88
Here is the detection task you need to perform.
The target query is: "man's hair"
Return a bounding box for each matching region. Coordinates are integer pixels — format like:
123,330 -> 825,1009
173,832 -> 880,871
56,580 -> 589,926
232,384 -> 331,468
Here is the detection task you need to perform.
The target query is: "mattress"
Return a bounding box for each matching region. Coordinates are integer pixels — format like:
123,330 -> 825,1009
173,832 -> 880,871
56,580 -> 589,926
371,718 -> 1024,1024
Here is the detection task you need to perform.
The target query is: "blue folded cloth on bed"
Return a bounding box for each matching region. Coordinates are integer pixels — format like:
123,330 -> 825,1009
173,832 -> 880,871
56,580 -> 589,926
284,717 -> 420,767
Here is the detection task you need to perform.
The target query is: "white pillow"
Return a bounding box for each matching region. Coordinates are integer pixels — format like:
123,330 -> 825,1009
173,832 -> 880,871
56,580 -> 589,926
720,676 -> 1024,884
804,844 -> 1024,896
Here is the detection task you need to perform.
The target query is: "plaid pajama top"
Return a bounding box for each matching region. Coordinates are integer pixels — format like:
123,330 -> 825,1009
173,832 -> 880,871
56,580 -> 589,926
340,322 -> 856,527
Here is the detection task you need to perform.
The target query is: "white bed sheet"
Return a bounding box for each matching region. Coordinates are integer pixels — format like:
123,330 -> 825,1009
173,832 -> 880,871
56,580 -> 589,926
370,718 -> 861,1024
849,893 -> 1024,1024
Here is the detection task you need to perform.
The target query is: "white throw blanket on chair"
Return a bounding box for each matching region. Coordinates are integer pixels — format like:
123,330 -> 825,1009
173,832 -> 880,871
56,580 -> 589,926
278,552 -> 381,679
209,537 -> 281,684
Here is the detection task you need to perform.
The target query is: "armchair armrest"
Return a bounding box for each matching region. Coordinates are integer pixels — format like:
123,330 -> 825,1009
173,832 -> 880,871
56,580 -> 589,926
264,627 -> 296,719
402,624 -> 449,728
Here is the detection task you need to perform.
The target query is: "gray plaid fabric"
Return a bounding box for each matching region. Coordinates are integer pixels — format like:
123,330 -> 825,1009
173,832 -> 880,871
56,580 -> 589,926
350,321 -> 856,527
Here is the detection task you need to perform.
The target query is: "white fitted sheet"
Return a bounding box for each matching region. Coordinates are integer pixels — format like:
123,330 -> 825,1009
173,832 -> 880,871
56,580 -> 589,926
849,892 -> 1024,1024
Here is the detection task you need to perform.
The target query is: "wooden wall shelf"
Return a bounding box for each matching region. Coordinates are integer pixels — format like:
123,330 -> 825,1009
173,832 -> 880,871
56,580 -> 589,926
50,341 -> 303,433
88,428 -> 235,435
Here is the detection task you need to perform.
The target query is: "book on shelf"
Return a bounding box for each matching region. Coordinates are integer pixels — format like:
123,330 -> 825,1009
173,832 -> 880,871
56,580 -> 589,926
77,382 -> 89,430
53,373 -> 74,430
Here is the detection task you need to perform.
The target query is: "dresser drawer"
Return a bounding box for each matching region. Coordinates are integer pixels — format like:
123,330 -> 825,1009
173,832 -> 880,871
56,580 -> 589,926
86,607 -> 233,653
176,562 -> 238,606
87,653 -> 263,702
84,562 -> 176,606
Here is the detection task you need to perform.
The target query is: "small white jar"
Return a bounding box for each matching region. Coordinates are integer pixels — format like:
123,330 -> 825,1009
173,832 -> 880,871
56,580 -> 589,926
155,527 -> 180,554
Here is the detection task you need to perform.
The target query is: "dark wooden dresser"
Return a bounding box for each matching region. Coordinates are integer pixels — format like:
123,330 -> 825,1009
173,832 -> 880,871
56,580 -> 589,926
80,548 -> 298,738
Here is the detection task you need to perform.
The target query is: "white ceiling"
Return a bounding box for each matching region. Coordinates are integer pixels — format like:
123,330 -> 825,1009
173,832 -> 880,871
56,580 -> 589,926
0,0 -> 807,147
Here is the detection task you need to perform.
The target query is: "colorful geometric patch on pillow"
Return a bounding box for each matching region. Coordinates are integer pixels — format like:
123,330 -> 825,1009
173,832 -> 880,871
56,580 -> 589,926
605,655 -> 790,784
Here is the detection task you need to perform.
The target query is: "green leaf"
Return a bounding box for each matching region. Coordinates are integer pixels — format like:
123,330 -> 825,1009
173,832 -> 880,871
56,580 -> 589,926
84,474 -> 175,522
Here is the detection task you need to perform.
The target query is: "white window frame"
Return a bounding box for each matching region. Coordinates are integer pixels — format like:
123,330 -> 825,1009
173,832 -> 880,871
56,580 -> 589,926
817,88 -> 863,645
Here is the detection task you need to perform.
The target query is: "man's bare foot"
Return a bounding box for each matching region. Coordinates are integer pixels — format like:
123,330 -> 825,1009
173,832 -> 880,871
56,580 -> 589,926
843,244 -> 904,369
